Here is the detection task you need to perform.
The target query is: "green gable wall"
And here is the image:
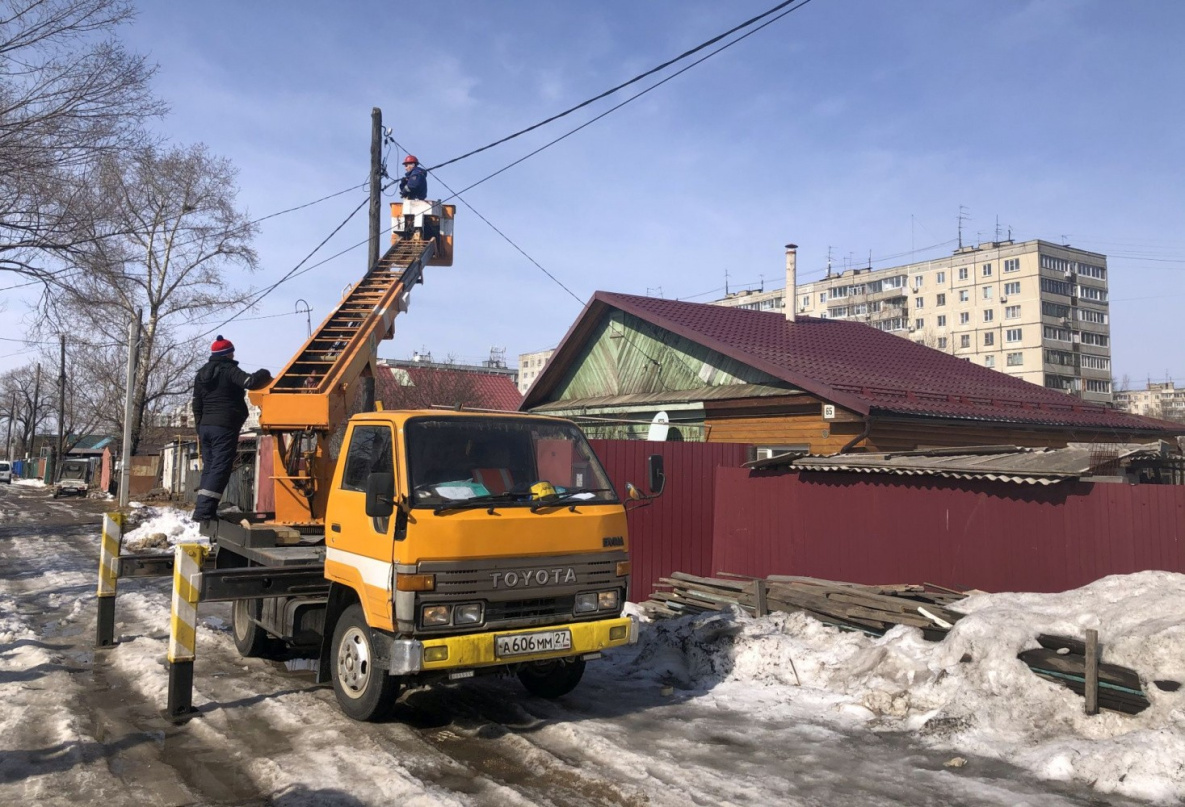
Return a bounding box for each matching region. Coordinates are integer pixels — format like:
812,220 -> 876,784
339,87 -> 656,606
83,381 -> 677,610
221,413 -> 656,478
548,310 -> 779,401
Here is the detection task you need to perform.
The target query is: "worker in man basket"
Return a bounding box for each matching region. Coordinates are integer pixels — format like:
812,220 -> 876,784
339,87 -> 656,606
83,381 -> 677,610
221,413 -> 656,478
191,336 -> 272,524
399,154 -> 428,200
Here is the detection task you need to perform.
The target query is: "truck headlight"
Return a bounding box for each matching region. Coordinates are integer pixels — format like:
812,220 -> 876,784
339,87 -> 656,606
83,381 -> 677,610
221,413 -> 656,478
574,592 -> 599,613
453,603 -> 483,625
421,604 -> 451,626
598,590 -> 620,610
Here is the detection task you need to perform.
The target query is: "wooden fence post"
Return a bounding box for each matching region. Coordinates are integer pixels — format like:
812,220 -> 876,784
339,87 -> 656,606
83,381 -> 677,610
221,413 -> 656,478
1084,628 -> 1099,716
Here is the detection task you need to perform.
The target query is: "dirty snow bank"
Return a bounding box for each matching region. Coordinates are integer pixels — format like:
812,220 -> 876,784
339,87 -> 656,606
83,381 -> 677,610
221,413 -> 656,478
13,478 -> 46,488
616,571 -> 1185,804
121,505 -> 206,551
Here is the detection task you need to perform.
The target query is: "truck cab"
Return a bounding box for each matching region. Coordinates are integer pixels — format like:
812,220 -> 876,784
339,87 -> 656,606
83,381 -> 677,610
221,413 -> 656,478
222,409 -> 656,721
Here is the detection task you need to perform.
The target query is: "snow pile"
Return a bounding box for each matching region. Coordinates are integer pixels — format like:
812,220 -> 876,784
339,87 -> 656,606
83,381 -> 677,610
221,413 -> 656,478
13,478 -> 46,488
121,505 -> 207,551
622,571 -> 1185,804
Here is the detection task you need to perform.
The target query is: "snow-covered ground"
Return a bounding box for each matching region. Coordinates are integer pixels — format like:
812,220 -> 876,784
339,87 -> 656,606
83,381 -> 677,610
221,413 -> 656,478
121,505 -> 206,552
626,572 -> 1185,804
1,494 -> 1179,805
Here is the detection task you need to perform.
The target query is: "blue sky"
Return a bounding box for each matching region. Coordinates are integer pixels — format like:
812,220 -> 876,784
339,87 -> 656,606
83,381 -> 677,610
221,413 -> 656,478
3,0 -> 1183,387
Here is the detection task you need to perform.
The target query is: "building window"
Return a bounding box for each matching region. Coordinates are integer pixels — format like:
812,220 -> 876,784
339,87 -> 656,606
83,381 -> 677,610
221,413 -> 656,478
913,275 -> 924,290
936,293 -> 946,306
959,290 -> 970,303
1004,258 -> 1020,273
914,296 -> 924,308
937,271 -> 946,284
1006,352 -> 1024,366
960,334 -> 971,349
982,263 -> 993,277
983,286 -> 993,299
958,267 -> 969,281
938,337 -> 948,349
1079,286 -> 1108,302
1086,379 -> 1111,393
983,309 -> 994,322
1006,328 -> 1023,343
914,318 -> 924,330
1005,305 -> 1021,319
1043,325 -> 1071,342
984,332 -> 995,346
820,291 -> 828,303
1003,282 -> 1021,296
937,315 -> 947,327
985,355 -> 996,368
1078,308 -> 1108,324
1081,332 -> 1109,347
959,312 -> 970,325
1041,278 -> 1073,297
801,295 -> 809,308
1081,355 -> 1111,371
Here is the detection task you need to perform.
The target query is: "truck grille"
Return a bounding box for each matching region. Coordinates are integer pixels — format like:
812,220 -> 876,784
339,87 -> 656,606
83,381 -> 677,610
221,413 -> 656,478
415,551 -> 627,631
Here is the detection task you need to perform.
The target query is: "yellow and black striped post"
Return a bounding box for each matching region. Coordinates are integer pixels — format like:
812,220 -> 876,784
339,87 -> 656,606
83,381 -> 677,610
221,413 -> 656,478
95,512 -> 123,648
166,542 -> 208,720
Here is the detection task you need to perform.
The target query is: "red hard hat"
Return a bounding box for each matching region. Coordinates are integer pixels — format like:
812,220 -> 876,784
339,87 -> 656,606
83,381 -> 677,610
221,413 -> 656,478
403,155 -> 418,165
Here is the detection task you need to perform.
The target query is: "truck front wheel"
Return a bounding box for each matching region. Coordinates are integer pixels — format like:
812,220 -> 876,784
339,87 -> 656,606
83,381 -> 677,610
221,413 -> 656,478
330,604 -> 399,721
517,657 -> 586,699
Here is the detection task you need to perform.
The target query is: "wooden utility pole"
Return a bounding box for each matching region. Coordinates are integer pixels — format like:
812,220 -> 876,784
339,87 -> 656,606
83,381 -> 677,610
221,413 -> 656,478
53,334 -> 65,480
4,392 -> 13,460
368,107 -> 383,272
30,363 -> 41,461
119,310 -> 142,507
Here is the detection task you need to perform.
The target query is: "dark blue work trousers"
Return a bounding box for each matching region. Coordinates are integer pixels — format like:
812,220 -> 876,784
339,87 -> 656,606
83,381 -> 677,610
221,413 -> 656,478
194,425 -> 238,521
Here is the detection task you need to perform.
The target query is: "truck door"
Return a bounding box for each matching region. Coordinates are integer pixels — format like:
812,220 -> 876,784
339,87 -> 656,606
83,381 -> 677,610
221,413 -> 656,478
325,422 -> 398,630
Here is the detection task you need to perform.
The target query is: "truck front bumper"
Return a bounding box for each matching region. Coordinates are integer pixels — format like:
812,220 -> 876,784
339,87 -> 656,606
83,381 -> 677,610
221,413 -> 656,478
389,615 -> 638,675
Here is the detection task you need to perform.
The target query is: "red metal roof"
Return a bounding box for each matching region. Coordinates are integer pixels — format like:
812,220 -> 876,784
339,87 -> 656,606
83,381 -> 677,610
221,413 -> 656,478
526,291 -> 1181,434
377,364 -> 523,412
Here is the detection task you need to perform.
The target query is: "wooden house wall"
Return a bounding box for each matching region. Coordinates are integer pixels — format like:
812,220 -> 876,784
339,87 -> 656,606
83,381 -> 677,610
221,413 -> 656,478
863,419 -> 1165,453
704,395 -> 864,453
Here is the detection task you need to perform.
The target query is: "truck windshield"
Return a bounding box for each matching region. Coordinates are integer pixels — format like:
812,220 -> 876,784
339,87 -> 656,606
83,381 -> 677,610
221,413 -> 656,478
406,417 -> 617,508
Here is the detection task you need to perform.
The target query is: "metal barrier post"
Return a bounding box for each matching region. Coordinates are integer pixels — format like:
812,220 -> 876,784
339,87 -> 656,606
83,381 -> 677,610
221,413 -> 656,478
166,542 -> 208,721
95,512 -> 123,647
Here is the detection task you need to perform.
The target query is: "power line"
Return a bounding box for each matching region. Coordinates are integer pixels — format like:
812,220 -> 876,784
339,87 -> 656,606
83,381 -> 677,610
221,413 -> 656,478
439,0 -> 817,201
429,0 -> 813,172
195,195 -> 370,339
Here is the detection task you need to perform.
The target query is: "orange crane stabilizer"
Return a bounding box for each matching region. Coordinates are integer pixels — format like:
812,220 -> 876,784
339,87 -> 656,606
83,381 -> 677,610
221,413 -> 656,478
249,202 -> 454,526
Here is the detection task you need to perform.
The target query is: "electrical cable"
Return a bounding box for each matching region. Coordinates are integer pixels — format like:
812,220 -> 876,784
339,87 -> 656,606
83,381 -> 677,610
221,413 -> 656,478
429,0 -> 813,172
194,195 -> 370,339
438,0 -> 816,201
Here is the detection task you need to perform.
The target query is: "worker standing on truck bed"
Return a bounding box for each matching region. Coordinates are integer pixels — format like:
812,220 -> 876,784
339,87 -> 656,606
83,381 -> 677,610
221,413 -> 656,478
191,336 -> 272,523
399,154 -> 428,200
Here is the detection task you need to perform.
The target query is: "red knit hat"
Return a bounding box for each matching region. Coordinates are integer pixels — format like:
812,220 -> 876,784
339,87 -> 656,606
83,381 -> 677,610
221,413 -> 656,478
210,335 -> 234,356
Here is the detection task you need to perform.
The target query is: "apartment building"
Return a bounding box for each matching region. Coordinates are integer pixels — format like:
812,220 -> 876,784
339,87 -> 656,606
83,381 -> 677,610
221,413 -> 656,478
517,348 -> 555,394
1115,382 -> 1185,422
713,239 -> 1113,403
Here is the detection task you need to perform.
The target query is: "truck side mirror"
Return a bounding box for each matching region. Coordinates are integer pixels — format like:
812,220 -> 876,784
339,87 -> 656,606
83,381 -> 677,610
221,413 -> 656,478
647,454 -> 665,496
365,471 -> 395,517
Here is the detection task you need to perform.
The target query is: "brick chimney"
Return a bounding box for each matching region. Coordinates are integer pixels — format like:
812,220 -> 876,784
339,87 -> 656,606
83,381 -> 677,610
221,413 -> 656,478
784,243 -> 798,322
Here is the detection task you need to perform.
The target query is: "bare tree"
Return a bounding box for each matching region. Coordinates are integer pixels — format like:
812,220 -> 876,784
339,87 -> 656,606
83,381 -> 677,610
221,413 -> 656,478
1,0 -> 165,283
0,363 -> 46,456
41,144 -> 259,452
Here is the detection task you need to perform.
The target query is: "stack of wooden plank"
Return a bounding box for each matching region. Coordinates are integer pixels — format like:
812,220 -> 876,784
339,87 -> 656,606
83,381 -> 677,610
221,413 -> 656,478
642,572 -> 967,639
640,571 -> 1163,715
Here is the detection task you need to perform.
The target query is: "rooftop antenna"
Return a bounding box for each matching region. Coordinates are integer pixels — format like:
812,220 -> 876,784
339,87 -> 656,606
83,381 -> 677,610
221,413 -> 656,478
1061,234 -> 1070,246
957,205 -> 969,249
1008,225 -> 1013,241
867,249 -> 872,270
759,273 -> 765,292
995,215 -> 1001,243
724,269 -> 730,296
826,246 -> 833,278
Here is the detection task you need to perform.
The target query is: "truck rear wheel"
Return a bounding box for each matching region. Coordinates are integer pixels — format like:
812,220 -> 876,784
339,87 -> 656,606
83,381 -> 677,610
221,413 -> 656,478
330,604 -> 399,721
232,598 -> 280,658
517,657 -> 586,699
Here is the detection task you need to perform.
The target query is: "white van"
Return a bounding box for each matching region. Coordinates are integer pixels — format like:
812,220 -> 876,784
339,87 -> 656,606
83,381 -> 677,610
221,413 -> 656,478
0,461 -> 11,484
